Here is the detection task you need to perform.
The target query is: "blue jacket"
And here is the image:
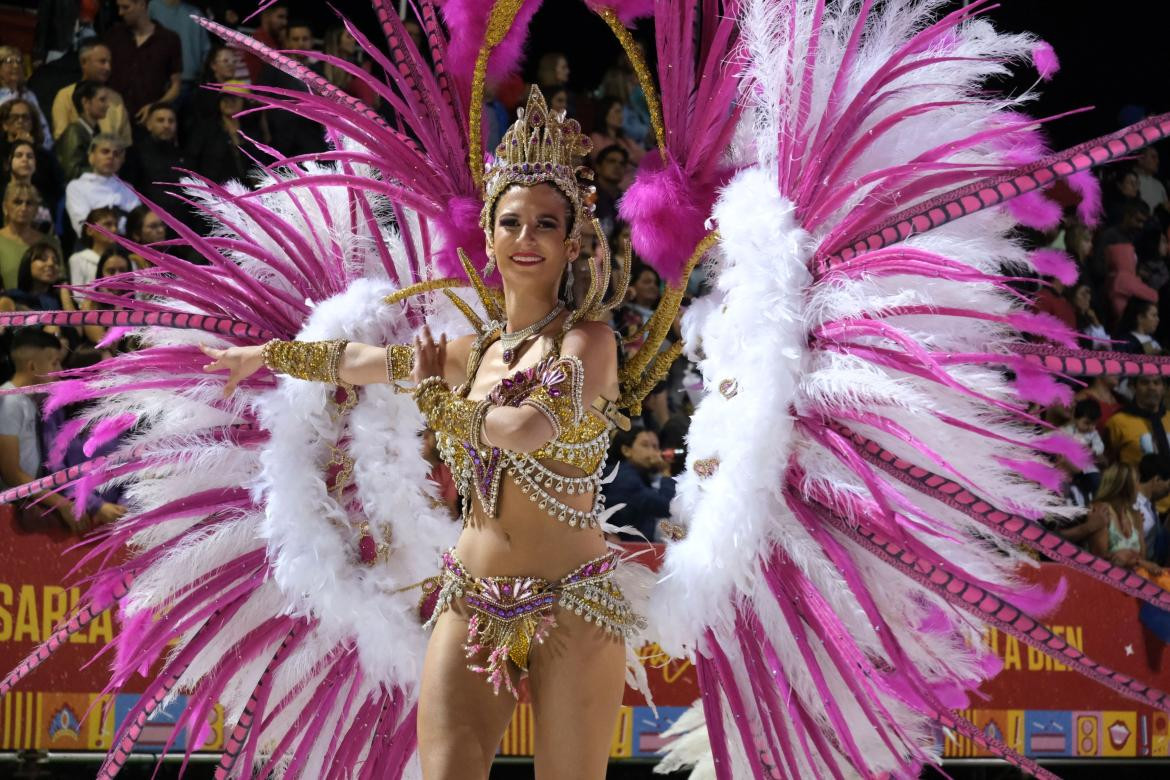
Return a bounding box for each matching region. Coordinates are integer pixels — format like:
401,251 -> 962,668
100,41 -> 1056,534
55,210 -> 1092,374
603,460 -> 675,542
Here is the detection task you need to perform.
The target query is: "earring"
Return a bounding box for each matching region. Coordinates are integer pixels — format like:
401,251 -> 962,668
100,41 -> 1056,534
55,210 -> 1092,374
484,248 -> 497,276
563,263 -> 575,307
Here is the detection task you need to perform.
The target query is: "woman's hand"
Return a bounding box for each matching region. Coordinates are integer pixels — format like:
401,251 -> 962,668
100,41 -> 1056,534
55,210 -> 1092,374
412,325 -> 446,384
201,343 -> 265,397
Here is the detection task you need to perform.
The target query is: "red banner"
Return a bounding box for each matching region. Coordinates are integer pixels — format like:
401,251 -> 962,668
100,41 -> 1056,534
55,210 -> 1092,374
2,510 -> 1168,759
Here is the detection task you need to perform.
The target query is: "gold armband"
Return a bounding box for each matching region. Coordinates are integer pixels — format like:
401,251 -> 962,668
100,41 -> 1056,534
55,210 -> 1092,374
413,377 -> 481,444
262,339 -> 349,384
520,355 -> 585,439
385,344 -> 415,383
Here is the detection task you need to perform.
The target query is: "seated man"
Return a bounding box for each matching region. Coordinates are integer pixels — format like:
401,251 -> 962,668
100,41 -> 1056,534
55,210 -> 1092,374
0,328 -> 76,530
51,39 -> 132,146
123,103 -> 184,212
65,133 -> 140,236
55,80 -> 110,180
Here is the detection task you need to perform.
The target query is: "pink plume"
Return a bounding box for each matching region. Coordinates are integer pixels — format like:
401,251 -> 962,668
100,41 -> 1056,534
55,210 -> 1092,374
433,194 -> 492,283
438,0 -> 543,91
1010,359 -> 1072,407
618,151 -> 722,283
916,604 -> 953,634
995,456 -> 1067,492
1008,311 -> 1080,348
1006,576 -> 1068,619
1067,169 -> 1103,227
112,608 -> 155,682
583,0 -> 654,25
44,380 -> 95,415
1029,248 -> 1078,285
83,413 -> 138,458
1005,190 -> 1063,231
1033,432 -> 1093,471
47,417 -> 87,471
1031,40 -> 1061,82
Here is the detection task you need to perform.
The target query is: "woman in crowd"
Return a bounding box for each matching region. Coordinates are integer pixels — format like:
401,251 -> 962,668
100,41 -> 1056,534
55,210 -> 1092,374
0,181 -> 59,290
3,240 -> 74,313
185,44 -> 249,134
593,49 -> 651,148
1115,297 -> 1163,356
0,47 -> 51,150
615,262 -> 660,357
1089,463 -> 1164,575
0,100 -> 63,205
184,92 -> 253,187
588,97 -> 644,179
1,140 -> 57,232
322,26 -> 379,107
80,247 -> 134,348
1071,281 -> 1110,349
125,204 -> 166,269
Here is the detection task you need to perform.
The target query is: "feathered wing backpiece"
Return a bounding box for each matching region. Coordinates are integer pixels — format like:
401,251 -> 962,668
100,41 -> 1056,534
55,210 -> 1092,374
646,1 -> 1170,778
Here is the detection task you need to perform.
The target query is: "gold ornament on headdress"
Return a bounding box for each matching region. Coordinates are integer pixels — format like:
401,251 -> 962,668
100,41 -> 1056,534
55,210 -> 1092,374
480,86 -> 594,242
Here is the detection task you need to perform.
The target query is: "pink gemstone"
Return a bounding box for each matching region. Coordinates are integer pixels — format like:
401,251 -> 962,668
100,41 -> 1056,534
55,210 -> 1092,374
358,533 -> 377,564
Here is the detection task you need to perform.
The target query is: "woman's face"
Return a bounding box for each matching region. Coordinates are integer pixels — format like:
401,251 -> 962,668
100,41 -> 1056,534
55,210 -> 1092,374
100,254 -> 131,277
549,90 -> 568,114
136,211 -> 166,244
1137,303 -> 1160,335
555,56 -> 570,84
2,101 -> 34,141
9,144 -> 34,179
1120,172 -> 1140,199
490,183 -> 577,296
606,102 -> 623,130
0,51 -> 22,89
30,250 -> 61,286
338,29 -> 357,56
211,48 -> 238,81
4,189 -> 38,225
632,269 -> 660,306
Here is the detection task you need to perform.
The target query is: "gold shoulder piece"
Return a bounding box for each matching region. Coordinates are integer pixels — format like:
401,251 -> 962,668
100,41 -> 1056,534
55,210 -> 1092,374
457,247 -> 506,323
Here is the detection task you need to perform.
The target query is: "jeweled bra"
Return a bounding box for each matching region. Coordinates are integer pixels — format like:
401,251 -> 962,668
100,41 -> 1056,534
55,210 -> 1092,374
433,330 -> 613,527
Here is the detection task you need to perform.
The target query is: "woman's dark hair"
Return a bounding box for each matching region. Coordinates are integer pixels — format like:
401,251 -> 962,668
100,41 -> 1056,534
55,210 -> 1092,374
1115,295 -> 1158,337
124,204 -> 155,242
608,424 -> 652,466
16,240 -> 61,292
600,97 -> 625,136
201,43 -> 235,83
0,99 -> 45,146
81,206 -> 119,248
71,80 -> 104,115
96,246 -> 132,278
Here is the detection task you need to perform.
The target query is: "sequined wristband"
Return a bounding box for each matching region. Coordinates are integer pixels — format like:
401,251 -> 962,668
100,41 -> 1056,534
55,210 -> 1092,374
262,339 -> 349,384
385,344 -> 415,383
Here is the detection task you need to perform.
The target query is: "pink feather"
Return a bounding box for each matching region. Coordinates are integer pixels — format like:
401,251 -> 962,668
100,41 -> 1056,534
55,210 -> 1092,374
995,456 -> 1067,492
1005,190 -> 1063,231
1068,169 -> 1103,227
1029,248 -> 1078,285
438,0 -> 542,92
433,194 -> 491,281
1034,432 -> 1093,471
1031,40 -> 1061,82
83,413 -> 137,458
619,151 -> 722,283
1010,358 -> 1073,407
583,0 -> 654,25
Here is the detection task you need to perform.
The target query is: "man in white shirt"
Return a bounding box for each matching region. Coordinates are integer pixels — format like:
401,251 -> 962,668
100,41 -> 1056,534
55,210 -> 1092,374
1136,147 -> 1168,215
65,133 -> 141,235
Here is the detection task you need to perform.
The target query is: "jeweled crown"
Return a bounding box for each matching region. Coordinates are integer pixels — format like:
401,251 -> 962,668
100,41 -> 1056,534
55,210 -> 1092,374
480,87 -> 593,239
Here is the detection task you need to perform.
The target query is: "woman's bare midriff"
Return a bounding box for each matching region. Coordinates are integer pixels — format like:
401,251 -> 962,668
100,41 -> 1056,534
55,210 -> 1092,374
454,457 -> 609,580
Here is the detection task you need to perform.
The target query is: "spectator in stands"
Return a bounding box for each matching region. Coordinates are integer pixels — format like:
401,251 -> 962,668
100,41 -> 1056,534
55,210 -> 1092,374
547,85 -> 569,116
149,0 -> 210,106
1137,454 -> 1170,566
1088,463 -> 1163,574
80,247 -> 133,347
55,80 -> 111,180
124,102 -> 185,211
1106,242 -> 1157,325
259,19 -> 326,158
1104,168 -> 1146,227
589,98 -> 644,178
0,327 -> 76,530
535,51 -> 570,92
32,0 -> 114,65
603,426 -> 676,542
184,92 -> 252,185
64,133 -> 140,235
185,44 -> 248,135
1106,374 -> 1170,466
67,205 -> 118,287
1136,146 -> 1168,217
1,140 -> 58,233
1076,374 -> 1122,431
0,182 -> 60,289
322,25 -> 378,106
1071,282 -> 1109,349
1115,297 -> 1162,356
50,39 -> 132,147
592,144 -> 628,236
1034,274 -> 1075,328
125,203 -> 165,268
615,261 -> 660,359
3,240 -> 74,315
0,100 -> 65,206
0,46 -> 53,150
595,49 -> 651,148
1062,398 -> 1105,503
104,0 -> 182,123
241,2 -> 287,82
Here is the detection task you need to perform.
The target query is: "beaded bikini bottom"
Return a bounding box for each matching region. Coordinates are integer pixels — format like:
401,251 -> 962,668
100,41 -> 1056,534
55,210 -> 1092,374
421,548 -> 643,696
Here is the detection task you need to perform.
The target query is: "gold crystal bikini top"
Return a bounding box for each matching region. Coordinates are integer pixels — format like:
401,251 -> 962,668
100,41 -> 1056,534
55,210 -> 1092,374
418,330 -> 618,528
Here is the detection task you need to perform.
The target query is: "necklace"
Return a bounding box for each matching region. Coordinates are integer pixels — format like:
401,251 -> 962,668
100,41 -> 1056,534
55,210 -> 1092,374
498,303 -> 565,365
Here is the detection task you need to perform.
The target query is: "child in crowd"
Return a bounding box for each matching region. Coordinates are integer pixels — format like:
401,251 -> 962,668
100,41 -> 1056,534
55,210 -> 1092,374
67,206 -> 119,287
1063,398 -> 1106,504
